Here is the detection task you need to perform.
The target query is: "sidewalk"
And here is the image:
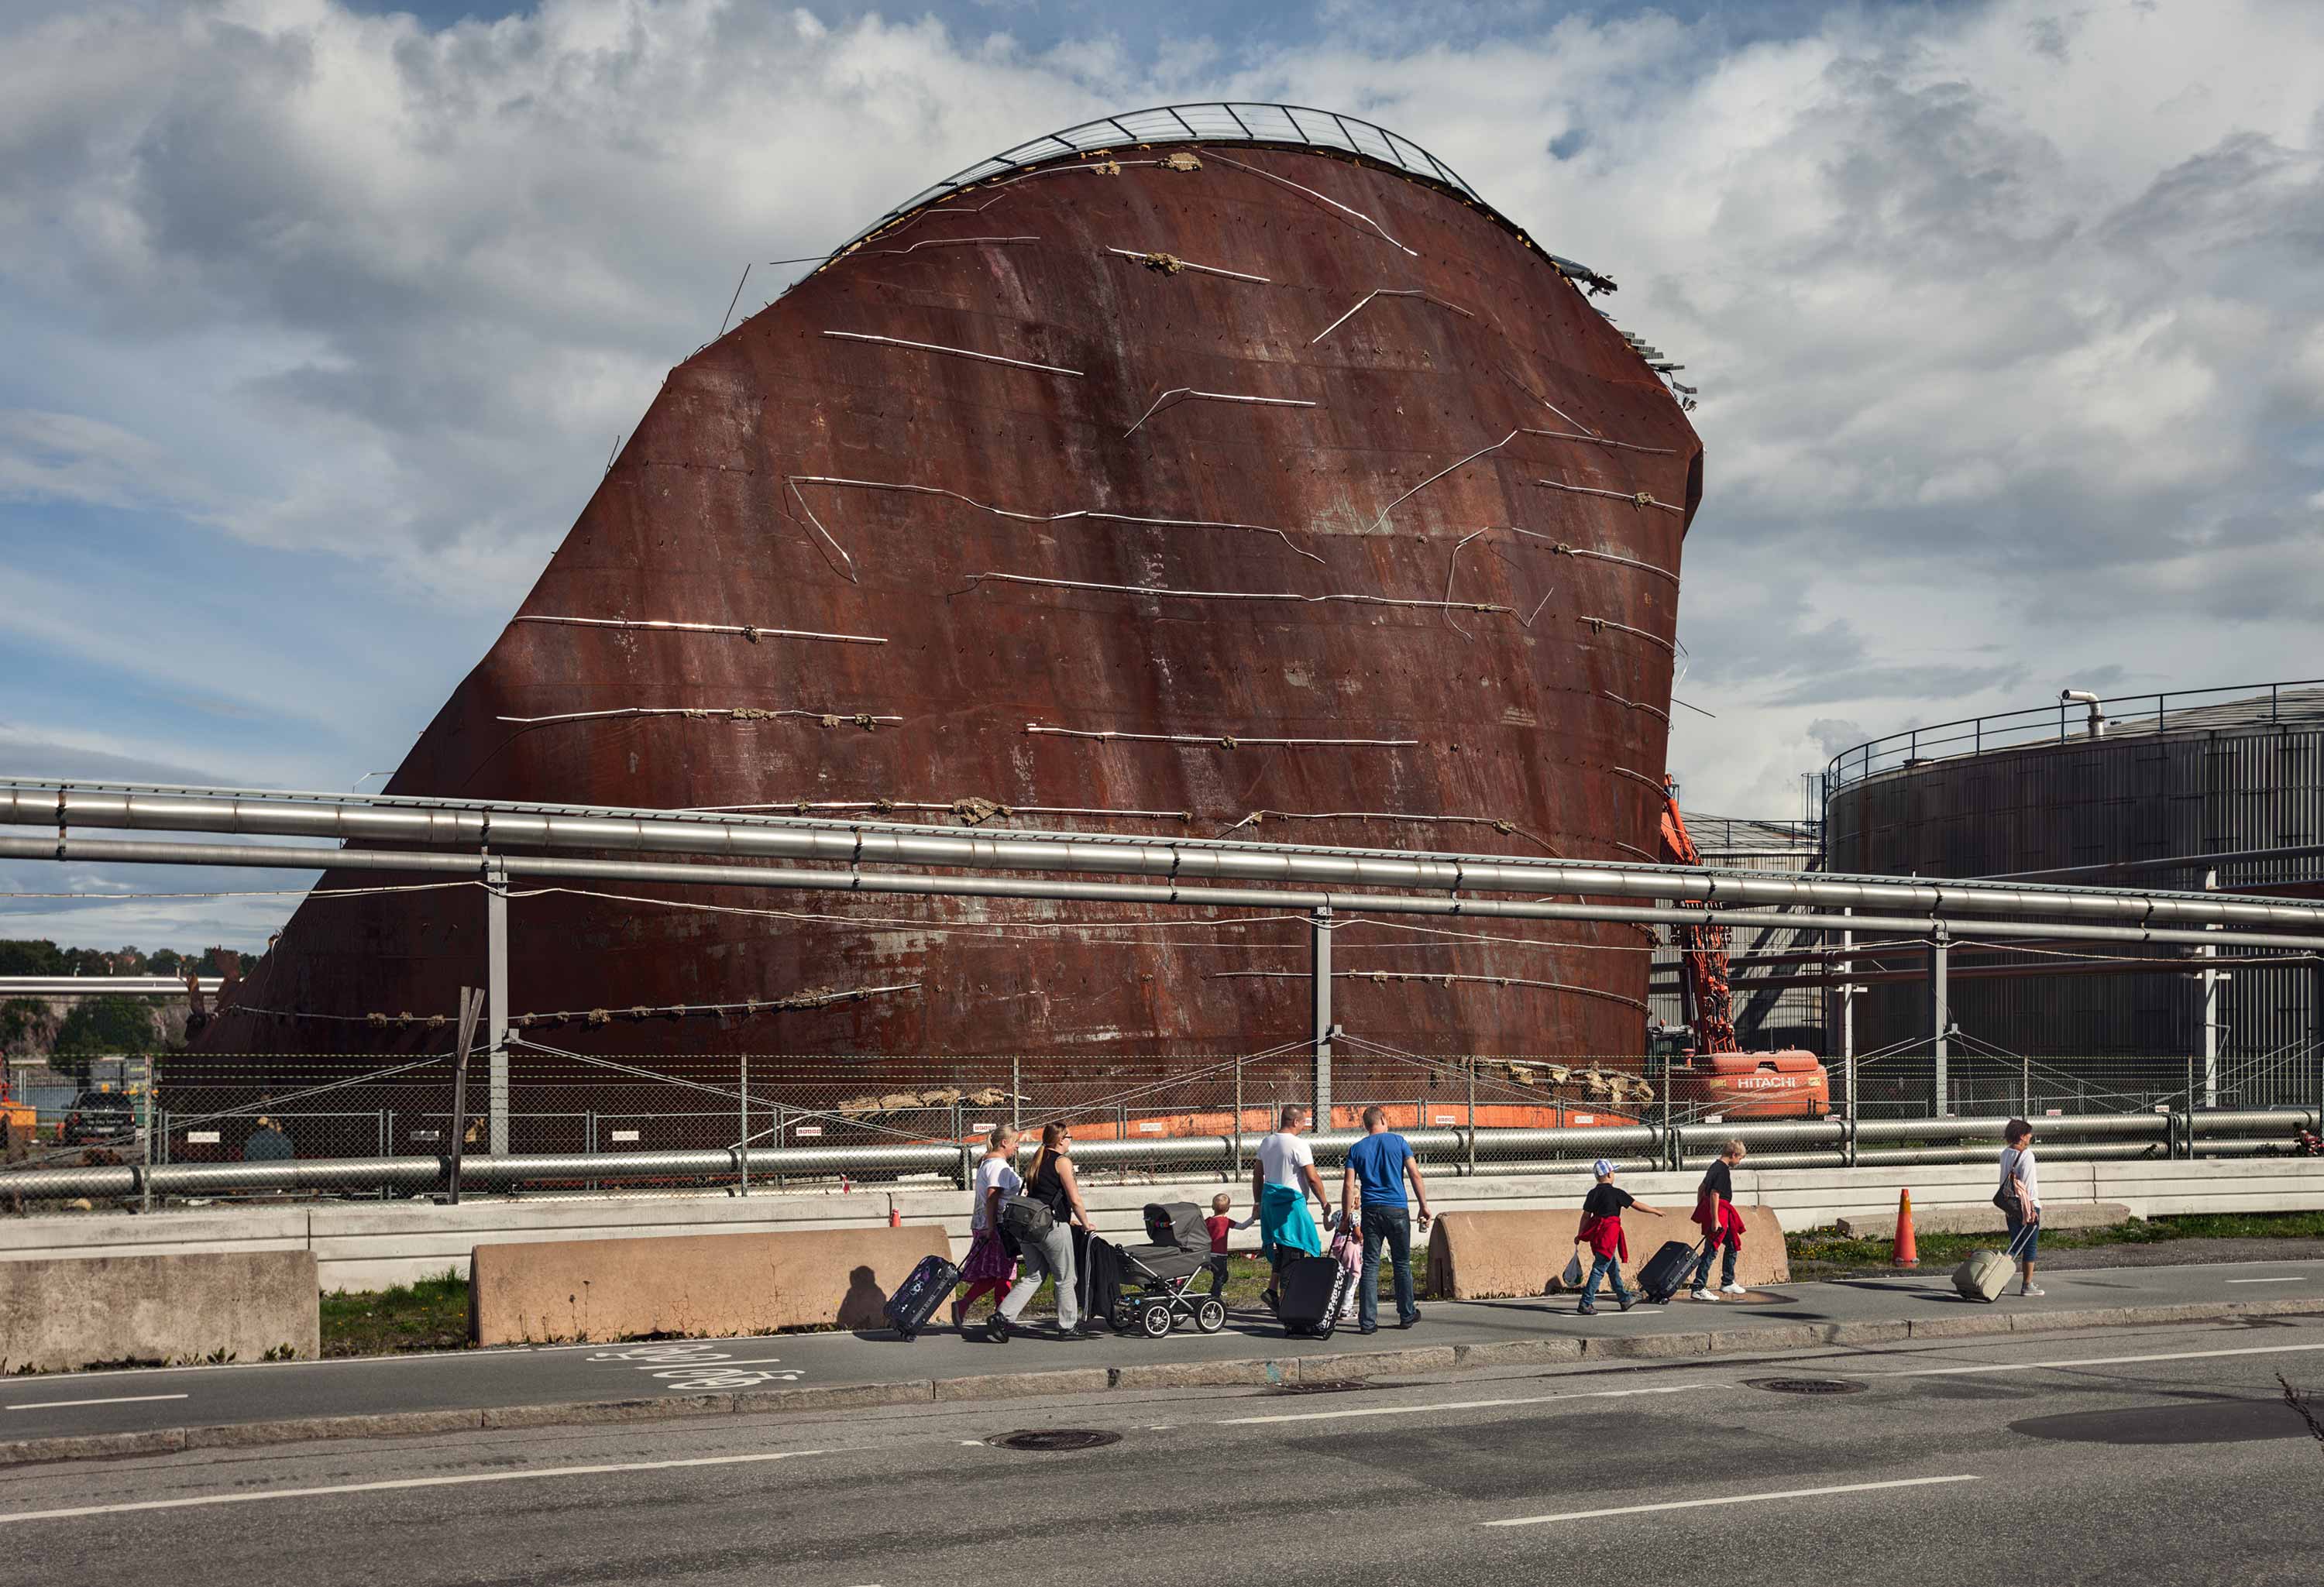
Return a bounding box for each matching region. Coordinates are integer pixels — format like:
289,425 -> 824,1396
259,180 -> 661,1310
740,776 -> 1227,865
5,1255 -> 2320,1465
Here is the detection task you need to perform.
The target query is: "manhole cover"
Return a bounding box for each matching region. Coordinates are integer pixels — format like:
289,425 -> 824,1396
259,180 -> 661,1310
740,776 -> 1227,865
987,1429 -> 1122,1452
1748,1377 -> 1866,1396
1267,1380 -> 1370,1396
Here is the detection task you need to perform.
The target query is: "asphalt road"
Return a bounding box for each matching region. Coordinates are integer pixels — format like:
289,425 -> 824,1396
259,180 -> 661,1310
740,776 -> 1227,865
4,1316 -> 2322,1586
6,1255 -> 2320,1442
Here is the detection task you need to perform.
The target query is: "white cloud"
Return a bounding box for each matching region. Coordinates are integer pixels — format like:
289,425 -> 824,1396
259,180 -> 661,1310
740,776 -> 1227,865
0,0 -> 2319,839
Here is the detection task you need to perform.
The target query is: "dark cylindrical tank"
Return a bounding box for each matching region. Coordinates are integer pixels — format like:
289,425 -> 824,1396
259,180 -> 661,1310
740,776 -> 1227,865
1826,685 -> 2324,1070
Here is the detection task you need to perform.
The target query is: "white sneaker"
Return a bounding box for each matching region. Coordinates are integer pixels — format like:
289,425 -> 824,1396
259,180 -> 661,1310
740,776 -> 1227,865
1689,1289 -> 1717,1302
1720,1281 -> 1748,1296
2020,1286 -> 2046,1298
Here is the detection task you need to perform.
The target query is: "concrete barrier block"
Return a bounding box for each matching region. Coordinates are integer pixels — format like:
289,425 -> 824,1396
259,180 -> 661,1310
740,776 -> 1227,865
0,1249 -> 318,1373
1426,1206 -> 1788,1300
1453,1338 -> 1584,1369
480,1394 -> 733,1428
469,1224 -> 950,1345
1583,1331 -> 1708,1359
931,1368 -> 1112,1401
734,1380 -> 934,1414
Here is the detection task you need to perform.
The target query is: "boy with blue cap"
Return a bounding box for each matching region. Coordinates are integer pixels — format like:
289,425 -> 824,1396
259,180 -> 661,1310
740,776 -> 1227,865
1573,1157 -> 1667,1315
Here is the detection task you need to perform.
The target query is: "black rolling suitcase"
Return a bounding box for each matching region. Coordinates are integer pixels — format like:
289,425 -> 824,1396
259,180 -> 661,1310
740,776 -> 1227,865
1636,1238 -> 1704,1304
1275,1255 -> 1350,1338
885,1253 -> 961,1339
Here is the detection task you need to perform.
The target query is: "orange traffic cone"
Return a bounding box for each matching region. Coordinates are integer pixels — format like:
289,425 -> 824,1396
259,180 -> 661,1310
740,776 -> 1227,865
1893,1188 -> 1918,1269
889,1206 -> 902,1228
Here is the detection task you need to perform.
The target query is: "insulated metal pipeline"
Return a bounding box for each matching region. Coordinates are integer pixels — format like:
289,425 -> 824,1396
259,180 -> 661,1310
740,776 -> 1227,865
1854,1113 -> 2169,1142
6,782 -> 2320,928
7,834 -> 2324,951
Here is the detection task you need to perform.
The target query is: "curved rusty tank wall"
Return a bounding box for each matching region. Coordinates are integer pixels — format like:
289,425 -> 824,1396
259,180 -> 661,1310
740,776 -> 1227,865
201,132 -> 1701,1064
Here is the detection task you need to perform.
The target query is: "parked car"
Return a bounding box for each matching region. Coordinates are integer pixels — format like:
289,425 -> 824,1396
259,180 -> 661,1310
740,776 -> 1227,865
61,1090 -> 139,1146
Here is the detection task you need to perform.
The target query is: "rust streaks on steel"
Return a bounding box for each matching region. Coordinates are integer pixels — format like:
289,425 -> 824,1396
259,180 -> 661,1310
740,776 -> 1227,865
514,616 -> 887,646
1518,427 -> 1676,458
819,331 -> 1083,378
495,706 -> 903,729
1204,152 -> 1418,255
686,799 -> 1195,823
963,571 -> 1508,614
785,475 -> 1325,564
1122,387 -> 1317,438
1104,247 -> 1270,283
1208,969 -> 1648,1012
1024,724 -> 1418,750
1309,287 -> 1476,345
1534,476 -> 1683,514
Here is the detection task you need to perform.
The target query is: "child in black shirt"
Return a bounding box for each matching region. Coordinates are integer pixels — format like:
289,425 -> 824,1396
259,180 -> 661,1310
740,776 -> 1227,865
1574,1158 -> 1666,1314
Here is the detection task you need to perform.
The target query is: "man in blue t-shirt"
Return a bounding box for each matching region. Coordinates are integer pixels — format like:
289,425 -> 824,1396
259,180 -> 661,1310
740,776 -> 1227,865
1339,1106 -> 1433,1334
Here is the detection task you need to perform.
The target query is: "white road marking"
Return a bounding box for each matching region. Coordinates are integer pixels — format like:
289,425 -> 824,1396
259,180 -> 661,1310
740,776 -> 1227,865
2226,1277 -> 2306,1285
631,1356 -> 792,1369
5,1394 -> 190,1412
0,1448 -> 825,1525
1217,1382 -> 1707,1426
1879,1341 -> 2324,1379
1483,1474 -> 1981,1527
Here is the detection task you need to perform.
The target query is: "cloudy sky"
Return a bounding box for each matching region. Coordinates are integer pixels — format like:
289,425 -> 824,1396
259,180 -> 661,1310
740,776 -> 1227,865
3,0 -> 2320,950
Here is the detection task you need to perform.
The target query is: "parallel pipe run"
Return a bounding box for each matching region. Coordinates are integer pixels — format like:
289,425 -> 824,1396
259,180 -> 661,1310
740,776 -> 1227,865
9,835 -> 2324,953
10,781 -> 2324,930
5,1112 -> 2308,1203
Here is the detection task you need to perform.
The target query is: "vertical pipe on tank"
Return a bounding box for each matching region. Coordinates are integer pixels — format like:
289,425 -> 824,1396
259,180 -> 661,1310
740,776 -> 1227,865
2202,869 -> 2220,1108
1312,916 -> 1336,1125
1930,923 -> 1950,1117
486,857 -> 510,1155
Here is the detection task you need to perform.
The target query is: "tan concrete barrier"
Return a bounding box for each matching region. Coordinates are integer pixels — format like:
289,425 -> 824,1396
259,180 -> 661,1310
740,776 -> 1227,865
0,1251 -> 318,1372
1426,1207 -> 1789,1300
469,1225 -> 951,1345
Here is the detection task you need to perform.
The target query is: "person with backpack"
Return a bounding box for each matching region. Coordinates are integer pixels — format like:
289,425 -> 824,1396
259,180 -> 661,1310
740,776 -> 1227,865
952,1125 -> 1021,1330
1573,1158 -> 1666,1315
1339,1105 -> 1433,1333
1686,1139 -> 1749,1302
1253,1104 -> 1332,1314
987,1123 -> 1095,1341
1999,1119 -> 2044,1297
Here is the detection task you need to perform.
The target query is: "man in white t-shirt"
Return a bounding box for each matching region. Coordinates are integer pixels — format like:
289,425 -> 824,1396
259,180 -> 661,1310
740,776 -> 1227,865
1253,1104 -> 1331,1309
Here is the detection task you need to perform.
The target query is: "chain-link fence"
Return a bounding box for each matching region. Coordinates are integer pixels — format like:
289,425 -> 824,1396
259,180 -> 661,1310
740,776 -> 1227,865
4,1036 -> 2315,1207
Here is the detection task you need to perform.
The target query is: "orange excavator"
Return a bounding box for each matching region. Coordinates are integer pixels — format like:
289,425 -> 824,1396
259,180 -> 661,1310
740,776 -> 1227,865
1658,781 -> 1831,1120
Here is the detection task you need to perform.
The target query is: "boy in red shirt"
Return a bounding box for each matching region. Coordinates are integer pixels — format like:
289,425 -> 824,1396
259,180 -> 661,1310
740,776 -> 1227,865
1205,1192 -> 1256,1298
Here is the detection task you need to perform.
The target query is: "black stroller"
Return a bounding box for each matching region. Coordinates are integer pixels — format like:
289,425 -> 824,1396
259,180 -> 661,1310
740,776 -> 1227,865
1109,1202 -> 1229,1338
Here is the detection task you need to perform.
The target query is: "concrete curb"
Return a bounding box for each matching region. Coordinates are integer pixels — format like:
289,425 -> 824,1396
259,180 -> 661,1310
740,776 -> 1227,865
3,1297 -> 2316,1469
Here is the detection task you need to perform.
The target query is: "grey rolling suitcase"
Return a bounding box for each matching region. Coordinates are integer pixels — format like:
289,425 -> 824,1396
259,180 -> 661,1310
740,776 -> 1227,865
1954,1224 -> 2035,1302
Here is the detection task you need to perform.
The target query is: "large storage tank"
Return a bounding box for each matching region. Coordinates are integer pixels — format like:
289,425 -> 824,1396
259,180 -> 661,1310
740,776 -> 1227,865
1824,682 -> 2324,1097
198,104 -> 1701,1086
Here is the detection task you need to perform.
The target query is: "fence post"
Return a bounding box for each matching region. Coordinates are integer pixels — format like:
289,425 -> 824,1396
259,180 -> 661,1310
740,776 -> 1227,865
1233,1055 -> 1245,1180
485,857 -> 511,1156
446,985 -> 483,1204
1466,1057 -> 1477,1177
1841,909 -> 1855,1125
737,1052 -> 749,1197
1310,906 -> 1334,1125
1929,924 -> 1951,1117
2312,960 -> 2324,1132
1011,1054 -> 1021,1131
